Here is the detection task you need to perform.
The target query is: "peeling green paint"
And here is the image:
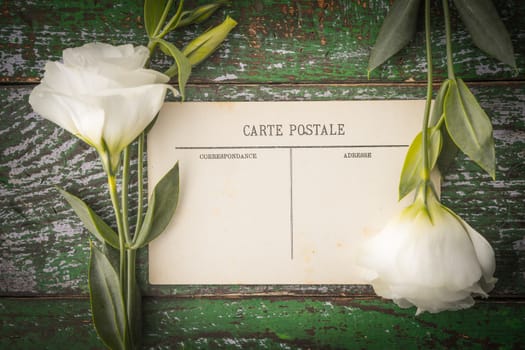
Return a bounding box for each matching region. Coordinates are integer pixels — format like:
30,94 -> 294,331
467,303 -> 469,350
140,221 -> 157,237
0,0 -> 524,347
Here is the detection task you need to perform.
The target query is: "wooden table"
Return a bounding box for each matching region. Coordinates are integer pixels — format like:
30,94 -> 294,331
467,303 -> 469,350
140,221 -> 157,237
1,0 -> 524,348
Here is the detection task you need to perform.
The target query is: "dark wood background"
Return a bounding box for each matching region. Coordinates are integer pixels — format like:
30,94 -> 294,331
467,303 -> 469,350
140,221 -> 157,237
1,0 -> 524,348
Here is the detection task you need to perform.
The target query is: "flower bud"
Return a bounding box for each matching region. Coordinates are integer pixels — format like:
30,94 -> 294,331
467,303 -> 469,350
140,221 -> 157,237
182,16 -> 237,66
177,1 -> 229,28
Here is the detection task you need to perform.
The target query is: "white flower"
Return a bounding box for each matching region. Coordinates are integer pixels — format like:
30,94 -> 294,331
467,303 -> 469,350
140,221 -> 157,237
360,187 -> 497,315
29,42 -> 177,172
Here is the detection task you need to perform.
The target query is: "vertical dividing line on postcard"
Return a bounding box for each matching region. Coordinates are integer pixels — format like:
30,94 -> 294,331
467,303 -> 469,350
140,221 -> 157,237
289,147 -> 294,260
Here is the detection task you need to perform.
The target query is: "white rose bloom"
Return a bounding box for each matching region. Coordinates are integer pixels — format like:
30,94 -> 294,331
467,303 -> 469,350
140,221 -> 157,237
29,42 -> 177,172
360,187 -> 497,315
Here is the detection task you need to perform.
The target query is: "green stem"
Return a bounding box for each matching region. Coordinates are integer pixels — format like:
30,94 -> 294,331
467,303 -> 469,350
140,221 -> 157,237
442,0 -> 456,80
153,0 -> 174,38
98,146 -> 133,347
122,147 -> 131,245
157,0 -> 185,39
107,175 -> 126,287
421,0 -> 433,202
126,249 -> 137,348
146,40 -> 158,57
134,134 -> 145,239
121,147 -> 137,348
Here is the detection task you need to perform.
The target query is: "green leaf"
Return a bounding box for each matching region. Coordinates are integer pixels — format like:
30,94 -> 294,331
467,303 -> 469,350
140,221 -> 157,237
444,78 -> 496,179
399,127 -> 442,200
368,0 -> 422,74
132,162 -> 179,249
156,38 -> 191,99
430,79 -> 458,173
102,242 -> 120,272
57,188 -> 119,249
453,0 -> 516,68
144,0 -> 169,38
430,79 -> 450,127
89,243 -> 127,350
436,126 -> 459,174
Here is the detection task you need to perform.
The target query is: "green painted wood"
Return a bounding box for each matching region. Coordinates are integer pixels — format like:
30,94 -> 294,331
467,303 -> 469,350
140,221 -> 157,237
0,0 -> 523,84
2,83 -> 524,297
1,297 -> 525,349
1,0 -> 524,347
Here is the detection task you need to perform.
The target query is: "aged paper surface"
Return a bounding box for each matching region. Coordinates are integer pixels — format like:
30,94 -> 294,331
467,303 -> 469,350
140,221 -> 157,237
148,100 -> 424,284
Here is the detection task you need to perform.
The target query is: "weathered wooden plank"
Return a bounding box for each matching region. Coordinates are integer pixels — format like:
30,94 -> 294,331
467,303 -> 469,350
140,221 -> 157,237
1,297 -> 525,349
0,0 -> 523,83
2,0 -> 523,347
0,298 -> 97,349
1,83 -> 524,296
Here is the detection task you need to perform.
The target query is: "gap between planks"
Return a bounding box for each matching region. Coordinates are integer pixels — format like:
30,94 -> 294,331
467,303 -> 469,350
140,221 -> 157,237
1,79 -> 525,88
2,294 -> 525,302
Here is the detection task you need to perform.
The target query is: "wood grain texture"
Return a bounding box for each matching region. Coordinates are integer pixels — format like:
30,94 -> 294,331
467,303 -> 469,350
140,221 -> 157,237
2,297 -> 525,349
0,0 -> 523,84
1,0 -> 524,347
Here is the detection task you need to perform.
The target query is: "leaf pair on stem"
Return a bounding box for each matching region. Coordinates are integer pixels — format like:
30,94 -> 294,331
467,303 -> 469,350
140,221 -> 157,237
369,0 -> 515,200
58,163 -> 180,251
369,0 -> 516,73
54,1 -> 235,348
145,0 -> 237,98
59,161 -> 179,349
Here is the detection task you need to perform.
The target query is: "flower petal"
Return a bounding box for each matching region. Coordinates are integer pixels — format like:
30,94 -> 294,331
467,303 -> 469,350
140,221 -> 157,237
30,86 -> 105,148
43,62 -> 170,95
425,205 -> 483,290
97,67 -> 169,86
362,205 -> 483,290
462,219 -> 497,292
42,62 -> 121,95
392,283 -> 475,314
29,85 -> 79,136
358,192 -> 494,314
63,42 -> 149,70
97,84 -> 171,157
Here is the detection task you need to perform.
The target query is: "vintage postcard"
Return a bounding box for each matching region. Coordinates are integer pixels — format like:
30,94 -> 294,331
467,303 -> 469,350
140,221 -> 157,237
148,100 -> 424,284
